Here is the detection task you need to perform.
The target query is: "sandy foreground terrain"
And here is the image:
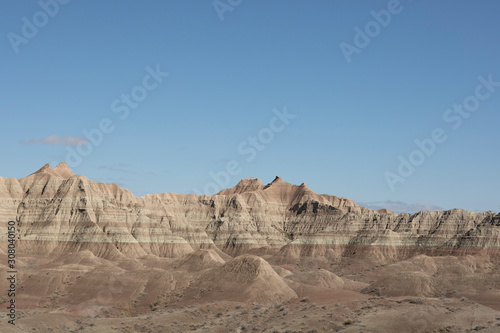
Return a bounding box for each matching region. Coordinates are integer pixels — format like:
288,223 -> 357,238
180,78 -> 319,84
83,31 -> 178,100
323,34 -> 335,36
1,163 -> 499,332
1,251 -> 500,332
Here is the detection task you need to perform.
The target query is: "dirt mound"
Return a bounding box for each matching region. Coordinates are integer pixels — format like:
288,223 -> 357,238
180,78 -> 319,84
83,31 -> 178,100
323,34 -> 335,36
55,250 -> 103,267
272,265 -> 293,278
286,269 -> 345,289
362,271 -> 434,297
184,254 -> 297,303
176,249 -> 226,272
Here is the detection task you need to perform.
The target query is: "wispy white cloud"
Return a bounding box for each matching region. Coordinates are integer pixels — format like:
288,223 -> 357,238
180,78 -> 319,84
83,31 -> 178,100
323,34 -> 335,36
359,200 -> 443,214
20,135 -> 88,146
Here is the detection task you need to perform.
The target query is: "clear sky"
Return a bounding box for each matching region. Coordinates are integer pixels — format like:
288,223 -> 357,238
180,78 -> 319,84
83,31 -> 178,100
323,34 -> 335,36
1,0 -> 499,213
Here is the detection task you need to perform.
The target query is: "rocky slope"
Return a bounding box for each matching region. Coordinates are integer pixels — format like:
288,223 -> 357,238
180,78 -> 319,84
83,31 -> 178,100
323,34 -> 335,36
1,163 -> 499,263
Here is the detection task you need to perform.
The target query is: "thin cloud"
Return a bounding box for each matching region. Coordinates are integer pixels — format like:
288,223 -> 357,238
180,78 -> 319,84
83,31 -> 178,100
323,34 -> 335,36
20,138 -> 36,145
359,200 -> 443,214
97,165 -> 136,174
20,135 -> 88,146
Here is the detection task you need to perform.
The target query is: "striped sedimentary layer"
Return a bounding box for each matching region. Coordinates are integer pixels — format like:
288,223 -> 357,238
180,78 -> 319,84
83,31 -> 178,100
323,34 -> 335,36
0,163 -> 499,262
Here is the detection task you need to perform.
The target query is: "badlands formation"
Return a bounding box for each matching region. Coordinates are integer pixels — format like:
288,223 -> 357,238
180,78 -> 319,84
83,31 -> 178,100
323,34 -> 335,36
1,162 -> 500,332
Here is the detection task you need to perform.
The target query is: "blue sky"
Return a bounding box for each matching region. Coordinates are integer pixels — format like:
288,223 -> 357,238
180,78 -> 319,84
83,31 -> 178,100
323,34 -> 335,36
1,0 -> 499,213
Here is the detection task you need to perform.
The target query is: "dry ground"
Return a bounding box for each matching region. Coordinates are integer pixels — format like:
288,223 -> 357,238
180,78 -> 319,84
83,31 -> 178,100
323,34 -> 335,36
1,250 -> 500,332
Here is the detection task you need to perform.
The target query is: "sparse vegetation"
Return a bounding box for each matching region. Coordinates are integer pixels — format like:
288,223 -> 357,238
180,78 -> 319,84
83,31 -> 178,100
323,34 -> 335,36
150,300 -> 160,311
343,318 -> 353,325
271,225 -> 294,241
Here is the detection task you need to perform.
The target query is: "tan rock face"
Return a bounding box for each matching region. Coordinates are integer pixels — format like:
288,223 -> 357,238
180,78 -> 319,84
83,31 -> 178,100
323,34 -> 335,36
1,163 -> 499,263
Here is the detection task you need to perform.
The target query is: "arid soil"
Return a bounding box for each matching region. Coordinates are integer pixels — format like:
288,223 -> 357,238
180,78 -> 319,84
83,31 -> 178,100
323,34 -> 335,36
1,163 -> 499,332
